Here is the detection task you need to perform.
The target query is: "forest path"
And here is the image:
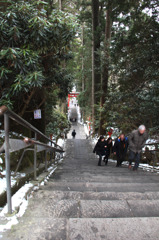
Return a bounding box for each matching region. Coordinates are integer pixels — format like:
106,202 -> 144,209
2,124 -> 159,240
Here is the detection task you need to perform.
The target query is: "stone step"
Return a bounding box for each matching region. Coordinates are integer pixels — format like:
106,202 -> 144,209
26,196 -> 159,218
79,199 -> 159,218
68,217 -> 159,240
4,217 -> 159,240
35,190 -> 159,201
43,181 -> 159,193
50,167 -> 159,180
49,174 -> 159,183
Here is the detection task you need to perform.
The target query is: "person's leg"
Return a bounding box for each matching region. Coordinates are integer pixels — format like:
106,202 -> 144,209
129,150 -> 135,169
119,153 -> 126,166
133,153 -> 141,170
105,154 -> 109,165
116,155 -> 121,167
98,154 -> 102,166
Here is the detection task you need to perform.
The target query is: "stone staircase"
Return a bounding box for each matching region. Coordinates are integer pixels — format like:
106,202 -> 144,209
3,138 -> 159,240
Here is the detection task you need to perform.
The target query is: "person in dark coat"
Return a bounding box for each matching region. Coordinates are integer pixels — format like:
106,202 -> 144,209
93,136 -> 107,166
128,125 -> 148,170
113,133 -> 128,167
72,130 -> 76,139
103,137 -> 112,165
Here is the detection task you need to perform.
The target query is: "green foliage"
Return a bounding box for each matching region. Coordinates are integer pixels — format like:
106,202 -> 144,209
46,109 -> 71,139
106,1 -> 159,133
0,0 -> 77,116
78,89 -> 92,120
72,0 -> 159,134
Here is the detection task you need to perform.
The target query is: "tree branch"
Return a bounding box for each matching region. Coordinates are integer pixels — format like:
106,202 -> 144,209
19,89 -> 36,117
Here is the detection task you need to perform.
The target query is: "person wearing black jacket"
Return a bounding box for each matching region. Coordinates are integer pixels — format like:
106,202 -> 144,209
72,130 -> 76,138
113,134 -> 128,167
103,137 -> 112,165
93,136 -> 107,166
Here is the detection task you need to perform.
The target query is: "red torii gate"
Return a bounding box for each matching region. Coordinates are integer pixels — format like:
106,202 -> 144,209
68,92 -> 79,107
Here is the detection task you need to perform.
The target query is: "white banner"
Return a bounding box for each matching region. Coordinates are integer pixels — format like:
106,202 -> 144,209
34,109 -> 41,119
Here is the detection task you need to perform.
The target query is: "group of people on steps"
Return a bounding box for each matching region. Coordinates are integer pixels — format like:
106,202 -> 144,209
93,125 -> 148,171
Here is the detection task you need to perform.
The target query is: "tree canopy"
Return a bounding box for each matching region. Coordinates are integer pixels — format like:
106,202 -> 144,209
74,0 -> 159,135
0,0 -> 77,116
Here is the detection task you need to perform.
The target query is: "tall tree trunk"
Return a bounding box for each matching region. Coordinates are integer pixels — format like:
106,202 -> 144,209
92,36 -> 95,132
81,24 -> 85,122
82,24 -> 85,93
99,6 -> 112,135
92,0 -> 100,133
59,0 -> 62,10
